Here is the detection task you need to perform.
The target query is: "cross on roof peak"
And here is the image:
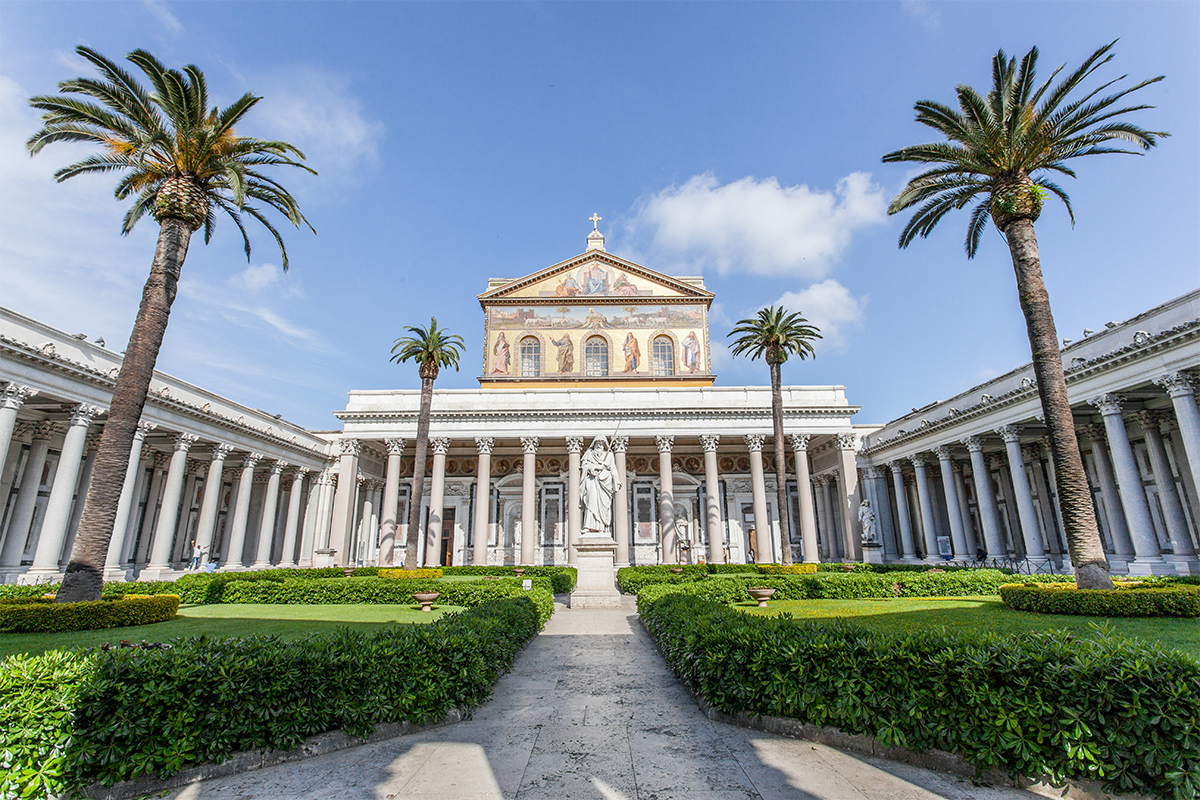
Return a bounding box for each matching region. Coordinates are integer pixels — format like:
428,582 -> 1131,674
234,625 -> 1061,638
589,213 -> 602,231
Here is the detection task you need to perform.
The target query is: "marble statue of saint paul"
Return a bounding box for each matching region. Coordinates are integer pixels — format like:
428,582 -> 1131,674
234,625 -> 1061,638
580,436 -> 619,534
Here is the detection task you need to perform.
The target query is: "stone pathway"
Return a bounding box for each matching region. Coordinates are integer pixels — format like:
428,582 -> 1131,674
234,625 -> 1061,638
168,598 -> 1046,800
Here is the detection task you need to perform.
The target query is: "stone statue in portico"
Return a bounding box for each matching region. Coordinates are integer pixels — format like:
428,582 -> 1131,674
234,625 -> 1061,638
858,498 -> 879,546
580,436 -> 619,534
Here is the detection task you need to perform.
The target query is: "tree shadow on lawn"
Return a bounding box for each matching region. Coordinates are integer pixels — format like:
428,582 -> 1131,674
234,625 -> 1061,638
738,597 -> 1200,661
0,606 -> 461,660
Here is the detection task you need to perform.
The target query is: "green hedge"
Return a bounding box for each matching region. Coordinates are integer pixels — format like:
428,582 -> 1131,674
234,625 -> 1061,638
633,570 -> 1073,603
815,562 -> 1012,574
705,564 -> 759,574
616,565 -> 709,593
441,566 -> 578,594
1000,582 -> 1200,618
758,564 -> 818,575
641,593 -> 1200,799
0,595 -> 180,633
378,568 -> 444,580
0,596 -> 540,798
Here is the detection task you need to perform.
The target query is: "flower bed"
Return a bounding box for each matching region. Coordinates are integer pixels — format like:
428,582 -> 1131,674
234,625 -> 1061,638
1000,581 -> 1200,617
757,564 -> 818,575
378,568 -> 444,580
0,596 -> 541,799
0,594 -> 179,633
640,593 -> 1199,799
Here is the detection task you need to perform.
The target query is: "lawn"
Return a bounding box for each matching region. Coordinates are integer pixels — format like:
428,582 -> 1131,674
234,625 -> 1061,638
0,602 -> 462,660
739,596 -> 1200,661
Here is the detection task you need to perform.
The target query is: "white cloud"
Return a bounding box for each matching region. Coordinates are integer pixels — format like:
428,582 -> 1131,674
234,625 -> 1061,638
902,0 -> 941,28
775,279 -> 867,352
142,0 -> 183,34
230,262 -> 285,293
621,172 -> 886,279
255,68 -> 383,183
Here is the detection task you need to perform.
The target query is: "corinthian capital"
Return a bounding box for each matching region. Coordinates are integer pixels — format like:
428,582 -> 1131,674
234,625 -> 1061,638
384,437 -> 406,455
68,404 -> 104,427
1155,371 -> 1196,397
961,436 -> 984,453
211,443 -> 235,460
834,432 -> 857,451
269,459 -> 288,475
908,453 -> 926,467
1089,394 -> 1124,416
520,436 -> 539,455
995,424 -> 1022,443
656,435 -> 676,454
700,433 -> 721,452
135,420 -> 158,438
174,432 -> 199,452
932,445 -> 954,461
244,452 -> 264,469
430,437 -> 451,455
1,384 -> 37,410
611,435 -> 629,453
789,433 -> 811,452
743,434 -> 764,453
565,436 -> 586,454
475,437 -> 495,455
340,438 -> 362,456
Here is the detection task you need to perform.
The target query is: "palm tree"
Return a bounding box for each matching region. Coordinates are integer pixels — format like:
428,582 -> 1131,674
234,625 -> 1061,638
390,318 -> 465,569
27,46 -> 315,602
882,41 -> 1166,590
729,307 -> 821,565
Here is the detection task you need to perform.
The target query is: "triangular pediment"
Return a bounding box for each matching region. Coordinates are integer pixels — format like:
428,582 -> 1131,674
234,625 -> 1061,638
479,251 -> 713,304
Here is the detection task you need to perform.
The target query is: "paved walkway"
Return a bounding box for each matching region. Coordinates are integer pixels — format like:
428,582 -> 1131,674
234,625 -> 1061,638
168,598 -> 1045,800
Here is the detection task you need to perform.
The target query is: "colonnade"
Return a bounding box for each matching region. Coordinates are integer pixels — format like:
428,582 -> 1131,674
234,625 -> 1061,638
329,429 -> 866,567
860,371 -> 1200,575
0,382 -> 328,583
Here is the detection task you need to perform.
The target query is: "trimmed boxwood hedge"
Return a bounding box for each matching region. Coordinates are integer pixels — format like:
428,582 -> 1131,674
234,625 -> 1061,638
616,565 -> 709,594
633,570 -> 1074,603
378,568 -> 444,580
640,593 -> 1200,799
1000,582 -> 1200,618
0,594 -> 180,633
441,566 -> 578,594
758,564 -> 818,575
0,596 -> 541,799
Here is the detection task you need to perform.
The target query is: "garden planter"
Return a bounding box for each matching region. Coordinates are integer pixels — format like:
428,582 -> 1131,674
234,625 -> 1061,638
513,568 -> 525,577
412,591 -> 441,612
669,567 -> 684,575
747,586 -> 776,608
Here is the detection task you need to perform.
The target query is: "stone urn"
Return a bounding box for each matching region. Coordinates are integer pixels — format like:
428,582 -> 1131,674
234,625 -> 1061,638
747,586 -> 776,608
669,567 -> 684,575
513,568 -> 526,577
412,591 -> 441,612
341,568 -> 355,577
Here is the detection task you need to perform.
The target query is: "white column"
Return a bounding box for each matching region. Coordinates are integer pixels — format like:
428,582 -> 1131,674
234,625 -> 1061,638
225,453 -> 262,568
701,434 -> 724,564
1155,372 -> 1200,491
299,471 -> 325,566
745,434 -> 770,563
253,460 -> 287,568
357,478 -> 376,565
193,443 -> 233,563
909,453 -> 939,560
1,424 -> 55,568
963,436 -> 1006,559
140,432 -> 198,574
278,467 -> 308,566
330,439 -> 361,566
106,422 -> 156,575
134,453 -> 169,564
1135,412 -> 1195,562
812,474 -> 830,560
788,434 -> 819,563
0,385 -> 37,483
519,436 -> 538,565
1025,443 -> 1065,565
1090,394 -> 1163,570
1078,423 -> 1134,557
952,462 -> 979,555
888,462 -> 917,560
29,405 -> 103,577
865,466 -> 896,558
834,433 -> 863,562
932,446 -> 969,558
612,436 -> 630,567
377,438 -> 405,567
996,425 -> 1045,558
473,437 -> 493,567
566,436 -> 584,565
657,435 -> 677,564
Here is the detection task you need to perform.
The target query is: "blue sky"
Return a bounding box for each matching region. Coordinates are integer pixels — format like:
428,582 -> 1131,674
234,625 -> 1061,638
1,1 -> 1196,431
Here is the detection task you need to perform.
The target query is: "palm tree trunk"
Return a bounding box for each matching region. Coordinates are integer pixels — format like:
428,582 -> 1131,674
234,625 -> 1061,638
56,219 -> 193,602
1003,218 -> 1112,590
403,376 -> 435,569
770,362 -> 793,565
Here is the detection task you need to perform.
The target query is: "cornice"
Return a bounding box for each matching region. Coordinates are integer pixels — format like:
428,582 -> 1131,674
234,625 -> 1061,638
335,406 -> 858,425
0,334 -> 328,462
861,319 -> 1199,456
478,250 -> 714,305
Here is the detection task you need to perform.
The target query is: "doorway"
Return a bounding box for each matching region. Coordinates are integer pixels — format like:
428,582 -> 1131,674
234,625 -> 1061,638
438,508 -> 456,566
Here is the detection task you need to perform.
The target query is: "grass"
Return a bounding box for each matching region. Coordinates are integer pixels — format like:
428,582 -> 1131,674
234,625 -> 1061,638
738,596 -> 1200,661
0,603 -> 462,660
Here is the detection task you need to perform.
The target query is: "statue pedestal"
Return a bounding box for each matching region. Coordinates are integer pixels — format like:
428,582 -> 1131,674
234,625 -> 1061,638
862,543 -> 884,565
313,549 -> 337,568
570,533 -> 623,609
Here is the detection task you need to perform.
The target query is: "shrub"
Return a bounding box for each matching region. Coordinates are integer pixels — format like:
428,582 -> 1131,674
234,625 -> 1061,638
705,563 -> 759,574
0,595 -> 179,633
616,565 -> 708,594
378,568 -> 444,580
442,566 -> 578,593
0,597 -> 541,797
641,593 -> 1200,799
1000,582 -> 1200,618
0,584 -> 52,600
211,576 -> 555,625
758,564 -> 818,575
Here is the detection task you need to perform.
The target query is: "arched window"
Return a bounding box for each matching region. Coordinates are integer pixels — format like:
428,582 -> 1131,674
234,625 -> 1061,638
584,336 -> 609,377
519,337 -> 541,377
652,335 -> 675,376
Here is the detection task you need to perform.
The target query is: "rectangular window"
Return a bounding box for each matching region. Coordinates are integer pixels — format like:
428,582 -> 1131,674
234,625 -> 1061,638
634,482 -> 656,540
541,482 -> 564,544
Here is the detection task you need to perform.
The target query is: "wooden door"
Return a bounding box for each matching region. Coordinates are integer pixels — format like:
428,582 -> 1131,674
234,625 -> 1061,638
438,508 -> 456,566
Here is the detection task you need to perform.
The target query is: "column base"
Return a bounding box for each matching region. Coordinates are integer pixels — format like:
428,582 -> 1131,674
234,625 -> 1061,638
21,568 -> 64,585
137,565 -> 179,581
251,561 -> 274,570
1125,557 -> 1176,577
103,566 -> 132,582
1165,555 -> 1200,575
